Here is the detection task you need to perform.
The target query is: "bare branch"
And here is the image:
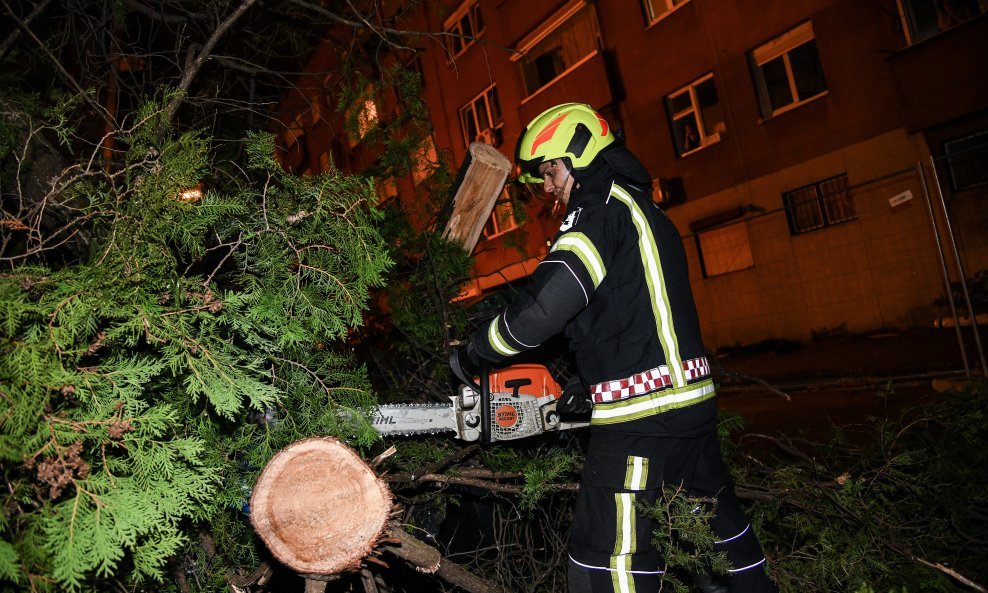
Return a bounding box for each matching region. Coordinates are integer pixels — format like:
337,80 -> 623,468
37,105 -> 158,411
0,0 -> 53,62
164,0 -> 261,124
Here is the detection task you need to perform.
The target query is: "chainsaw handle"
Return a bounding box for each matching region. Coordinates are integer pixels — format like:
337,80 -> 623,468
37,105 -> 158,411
479,361 -> 491,446
449,349 -> 491,446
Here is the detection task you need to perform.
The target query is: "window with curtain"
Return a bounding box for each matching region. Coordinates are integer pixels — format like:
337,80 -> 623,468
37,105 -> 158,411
519,3 -> 601,95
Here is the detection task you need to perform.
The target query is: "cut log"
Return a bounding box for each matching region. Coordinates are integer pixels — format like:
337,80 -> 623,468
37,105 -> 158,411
250,437 -> 392,576
250,437 -> 506,593
441,142 -> 513,253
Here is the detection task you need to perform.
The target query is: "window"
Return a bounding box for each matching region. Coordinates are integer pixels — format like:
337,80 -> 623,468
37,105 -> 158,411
459,85 -> 504,148
345,93 -> 378,148
695,224 -> 754,277
515,1 -> 601,96
444,0 -> 484,57
482,190 -> 519,239
944,129 -> 988,192
641,0 -> 690,24
897,0 -> 985,44
750,22 -> 827,118
665,74 -> 726,157
412,135 -> 440,185
783,174 -> 856,235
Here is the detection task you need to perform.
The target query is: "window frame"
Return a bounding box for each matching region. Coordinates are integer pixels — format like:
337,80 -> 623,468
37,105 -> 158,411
694,222 -> 754,278
512,0 -> 602,98
783,173 -> 857,235
641,0 -> 691,27
481,189 -> 520,240
458,85 -> 504,148
943,129 -> 988,192
443,0 -> 485,59
749,21 -> 828,119
664,73 -> 726,158
895,0 -> 986,45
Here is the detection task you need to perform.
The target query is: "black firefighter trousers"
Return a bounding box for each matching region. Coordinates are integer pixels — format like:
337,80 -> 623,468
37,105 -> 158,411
566,427 -> 778,593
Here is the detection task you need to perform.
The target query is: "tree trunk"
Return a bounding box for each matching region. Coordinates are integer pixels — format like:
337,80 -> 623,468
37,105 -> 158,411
250,437 -> 505,593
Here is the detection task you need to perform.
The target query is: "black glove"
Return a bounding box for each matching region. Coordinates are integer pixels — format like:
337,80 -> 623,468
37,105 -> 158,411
450,343 -> 482,387
557,379 -> 593,422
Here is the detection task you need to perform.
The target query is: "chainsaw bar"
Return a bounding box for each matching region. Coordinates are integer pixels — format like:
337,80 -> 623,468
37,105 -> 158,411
372,403 -> 458,437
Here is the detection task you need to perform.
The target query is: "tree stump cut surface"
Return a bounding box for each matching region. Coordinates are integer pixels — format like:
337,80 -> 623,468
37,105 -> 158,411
250,437 -> 392,575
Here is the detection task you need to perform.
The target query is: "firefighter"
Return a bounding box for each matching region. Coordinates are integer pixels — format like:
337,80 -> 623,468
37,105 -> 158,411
454,103 -> 778,593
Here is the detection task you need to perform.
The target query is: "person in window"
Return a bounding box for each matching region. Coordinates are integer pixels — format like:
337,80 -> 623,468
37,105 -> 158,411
682,121 -> 700,152
452,103 -> 778,593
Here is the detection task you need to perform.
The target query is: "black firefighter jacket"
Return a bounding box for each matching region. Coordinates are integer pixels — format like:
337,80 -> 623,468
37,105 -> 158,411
471,150 -> 717,436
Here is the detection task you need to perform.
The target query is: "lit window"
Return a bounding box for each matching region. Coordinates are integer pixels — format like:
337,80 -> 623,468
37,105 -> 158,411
345,94 -> 378,148
641,0 -> 690,24
665,74 -> 726,157
695,223 -> 753,278
444,0 -> 484,57
896,0 -> 985,44
944,129 -> 988,192
413,135 -> 440,185
482,190 -> 518,239
783,174 -> 856,235
750,22 -> 827,118
515,2 -> 601,95
459,85 -> 504,148
357,100 -> 377,138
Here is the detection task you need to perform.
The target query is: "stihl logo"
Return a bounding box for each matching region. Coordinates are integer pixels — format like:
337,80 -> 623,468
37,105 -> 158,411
495,404 -> 518,428
373,413 -> 396,425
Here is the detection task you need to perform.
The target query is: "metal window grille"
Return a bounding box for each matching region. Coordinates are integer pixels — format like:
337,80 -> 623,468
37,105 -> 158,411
944,130 -> 988,192
783,173 -> 856,235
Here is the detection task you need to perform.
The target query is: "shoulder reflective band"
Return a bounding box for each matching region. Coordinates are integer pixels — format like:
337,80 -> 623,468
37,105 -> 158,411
551,232 -> 606,288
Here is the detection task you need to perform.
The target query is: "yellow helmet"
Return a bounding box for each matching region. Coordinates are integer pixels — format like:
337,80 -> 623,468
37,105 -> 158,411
515,103 -> 615,184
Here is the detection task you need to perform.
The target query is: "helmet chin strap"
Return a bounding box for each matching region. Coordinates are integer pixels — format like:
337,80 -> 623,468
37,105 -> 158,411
552,165 -> 573,213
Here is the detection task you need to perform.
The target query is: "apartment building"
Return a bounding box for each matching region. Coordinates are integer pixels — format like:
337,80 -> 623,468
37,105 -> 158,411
277,0 -> 988,348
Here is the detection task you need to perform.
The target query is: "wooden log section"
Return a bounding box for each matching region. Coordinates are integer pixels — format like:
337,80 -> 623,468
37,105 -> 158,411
250,437 -> 392,576
441,142 -> 513,253
250,437 -> 505,593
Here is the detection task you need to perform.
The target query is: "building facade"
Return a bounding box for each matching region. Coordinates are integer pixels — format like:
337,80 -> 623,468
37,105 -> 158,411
279,0 -> 988,348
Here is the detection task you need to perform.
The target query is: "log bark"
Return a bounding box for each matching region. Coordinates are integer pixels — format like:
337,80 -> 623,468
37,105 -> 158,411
382,527 -> 506,593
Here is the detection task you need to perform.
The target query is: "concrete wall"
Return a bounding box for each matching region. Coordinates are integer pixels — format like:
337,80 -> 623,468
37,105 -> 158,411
668,129 -> 951,346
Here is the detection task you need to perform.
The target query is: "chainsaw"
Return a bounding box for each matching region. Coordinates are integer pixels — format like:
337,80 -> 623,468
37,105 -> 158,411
372,357 -> 588,444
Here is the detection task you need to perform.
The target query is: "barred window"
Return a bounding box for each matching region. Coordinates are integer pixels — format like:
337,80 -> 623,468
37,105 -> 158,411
944,129 -> 988,192
783,174 -> 856,235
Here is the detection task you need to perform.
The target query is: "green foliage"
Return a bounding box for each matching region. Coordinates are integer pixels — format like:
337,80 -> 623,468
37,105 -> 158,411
1,89 -> 392,590
638,486 -> 731,593
736,385 -> 988,592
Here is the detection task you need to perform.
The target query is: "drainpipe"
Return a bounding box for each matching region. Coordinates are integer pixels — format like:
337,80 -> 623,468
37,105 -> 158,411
928,157 -> 987,375
918,161 -> 970,377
